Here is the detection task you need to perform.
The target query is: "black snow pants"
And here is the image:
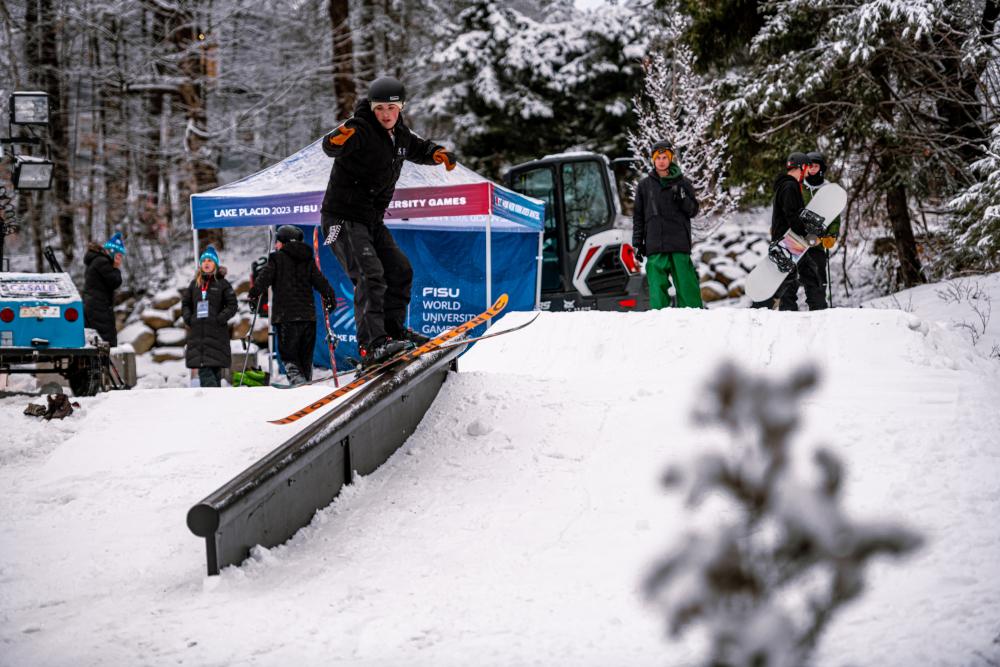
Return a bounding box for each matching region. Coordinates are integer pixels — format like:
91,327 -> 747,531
277,320 -> 316,382
324,215 -> 413,351
797,247 -> 828,310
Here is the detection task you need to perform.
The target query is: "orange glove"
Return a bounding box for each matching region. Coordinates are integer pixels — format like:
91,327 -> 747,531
820,236 -> 836,250
327,123 -> 356,146
433,148 -> 457,171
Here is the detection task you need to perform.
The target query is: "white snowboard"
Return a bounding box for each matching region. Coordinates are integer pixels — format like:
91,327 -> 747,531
745,183 -> 847,303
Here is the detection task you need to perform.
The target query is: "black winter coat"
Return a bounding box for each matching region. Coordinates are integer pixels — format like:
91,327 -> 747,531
321,97 -> 443,225
247,240 -> 336,324
632,169 -> 700,255
182,268 -> 238,370
82,243 -> 122,346
770,173 -> 806,241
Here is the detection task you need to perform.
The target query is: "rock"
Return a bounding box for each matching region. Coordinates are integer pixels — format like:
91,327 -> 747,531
141,308 -> 175,330
700,280 -> 728,303
118,322 -> 156,354
151,348 -> 185,363
156,326 -> 187,347
233,277 -> 251,296
231,314 -> 252,340
151,288 -> 181,311
252,318 -> 269,346
727,279 -> 746,298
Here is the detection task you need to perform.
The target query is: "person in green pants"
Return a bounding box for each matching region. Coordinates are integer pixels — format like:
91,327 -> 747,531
632,140 -> 703,309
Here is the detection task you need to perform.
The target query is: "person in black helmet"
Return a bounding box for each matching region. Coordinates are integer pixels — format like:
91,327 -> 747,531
247,224 -> 337,386
752,151 -> 810,310
320,75 -> 458,367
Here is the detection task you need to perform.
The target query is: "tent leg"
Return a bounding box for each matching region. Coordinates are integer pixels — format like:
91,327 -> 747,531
486,212 -> 493,323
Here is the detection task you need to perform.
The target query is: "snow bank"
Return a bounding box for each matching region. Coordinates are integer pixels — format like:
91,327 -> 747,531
1,303 -> 998,666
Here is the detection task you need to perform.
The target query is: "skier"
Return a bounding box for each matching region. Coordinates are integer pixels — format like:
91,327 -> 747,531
751,152 -> 810,310
319,75 -> 457,367
82,232 -> 125,346
247,225 -> 337,386
181,245 -> 238,388
632,140 -> 702,309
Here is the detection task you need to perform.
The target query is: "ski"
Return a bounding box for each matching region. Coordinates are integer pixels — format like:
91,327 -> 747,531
435,312 -> 539,350
271,367 -> 357,389
268,293 -> 509,425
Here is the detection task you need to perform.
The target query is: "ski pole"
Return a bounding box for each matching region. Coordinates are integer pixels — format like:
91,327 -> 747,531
238,293 -> 263,387
826,248 -> 833,307
313,227 -> 339,387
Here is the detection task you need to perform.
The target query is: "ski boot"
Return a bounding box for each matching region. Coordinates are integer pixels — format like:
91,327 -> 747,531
361,337 -> 408,369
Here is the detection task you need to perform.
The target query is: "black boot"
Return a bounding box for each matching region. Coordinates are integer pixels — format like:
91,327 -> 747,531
397,328 -> 430,345
362,337 -> 407,368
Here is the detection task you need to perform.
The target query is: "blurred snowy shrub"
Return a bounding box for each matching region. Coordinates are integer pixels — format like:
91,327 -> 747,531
646,361 -> 923,667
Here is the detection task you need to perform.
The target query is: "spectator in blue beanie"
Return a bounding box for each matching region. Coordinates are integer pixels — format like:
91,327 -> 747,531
182,245 -> 238,387
83,232 -> 125,346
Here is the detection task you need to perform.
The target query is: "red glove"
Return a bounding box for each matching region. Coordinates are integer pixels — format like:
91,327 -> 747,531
433,148 -> 457,171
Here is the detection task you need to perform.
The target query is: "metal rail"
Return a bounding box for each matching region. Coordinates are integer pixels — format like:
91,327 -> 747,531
186,344 -> 466,575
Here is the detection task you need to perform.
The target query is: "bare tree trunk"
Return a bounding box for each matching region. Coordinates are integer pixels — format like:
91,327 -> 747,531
38,0 -> 76,264
102,16 -> 127,239
329,0 -> 357,117
882,173 -> 926,287
169,1 -> 222,252
357,0 -> 376,84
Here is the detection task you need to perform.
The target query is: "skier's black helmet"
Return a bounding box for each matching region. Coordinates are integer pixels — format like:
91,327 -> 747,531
786,151 -> 810,170
368,76 -> 406,106
276,225 -> 304,244
650,140 -> 674,160
807,151 -> 827,175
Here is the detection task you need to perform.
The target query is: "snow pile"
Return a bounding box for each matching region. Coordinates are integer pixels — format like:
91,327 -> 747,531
1,294 -> 999,665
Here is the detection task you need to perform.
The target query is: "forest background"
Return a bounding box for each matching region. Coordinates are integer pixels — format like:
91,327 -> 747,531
0,0 -> 996,296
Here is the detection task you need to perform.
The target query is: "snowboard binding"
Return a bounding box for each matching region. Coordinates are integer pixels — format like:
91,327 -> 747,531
800,209 -> 827,246
767,242 -> 796,273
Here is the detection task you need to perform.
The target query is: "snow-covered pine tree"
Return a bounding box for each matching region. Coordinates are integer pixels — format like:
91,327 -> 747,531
627,44 -> 735,235
420,0 -> 650,175
945,122 -> 1000,273
646,361 -> 923,666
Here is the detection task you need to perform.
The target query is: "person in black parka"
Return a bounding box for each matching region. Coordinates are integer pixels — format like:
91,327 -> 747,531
632,140 -> 702,309
182,245 -> 238,388
82,232 -> 125,346
319,75 -> 457,367
247,226 -> 337,385
752,152 -> 809,310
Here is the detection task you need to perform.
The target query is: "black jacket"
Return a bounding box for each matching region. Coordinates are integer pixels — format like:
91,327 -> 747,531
770,173 -> 806,241
182,268 -> 238,369
321,97 -> 443,225
632,168 -> 700,255
82,243 -> 122,346
247,240 -> 336,324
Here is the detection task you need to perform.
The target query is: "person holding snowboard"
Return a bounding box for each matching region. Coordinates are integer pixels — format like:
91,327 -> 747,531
751,152 -> 810,310
798,150 -> 840,309
181,245 -> 238,388
247,225 -> 337,386
632,140 -> 702,309
82,232 -> 125,346
319,75 -> 458,367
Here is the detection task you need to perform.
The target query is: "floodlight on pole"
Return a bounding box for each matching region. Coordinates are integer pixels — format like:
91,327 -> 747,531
9,91 -> 50,127
12,155 -> 54,190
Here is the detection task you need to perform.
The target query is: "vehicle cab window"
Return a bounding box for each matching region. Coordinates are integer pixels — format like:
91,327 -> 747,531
561,160 -> 611,252
510,166 -> 561,291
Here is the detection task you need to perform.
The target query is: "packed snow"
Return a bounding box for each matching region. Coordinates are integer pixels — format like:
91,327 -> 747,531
2,280 -> 1000,666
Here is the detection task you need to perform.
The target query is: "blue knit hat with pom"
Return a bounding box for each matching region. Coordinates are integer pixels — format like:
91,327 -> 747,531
104,232 -> 126,256
199,245 -> 220,267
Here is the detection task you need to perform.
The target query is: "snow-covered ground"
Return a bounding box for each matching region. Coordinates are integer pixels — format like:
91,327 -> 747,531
2,277 -> 1000,666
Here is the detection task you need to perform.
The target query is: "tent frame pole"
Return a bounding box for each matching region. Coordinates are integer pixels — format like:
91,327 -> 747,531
535,229 -> 543,310
486,186 -> 493,322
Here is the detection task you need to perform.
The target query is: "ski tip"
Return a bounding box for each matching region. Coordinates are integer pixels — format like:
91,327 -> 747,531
494,293 -> 509,310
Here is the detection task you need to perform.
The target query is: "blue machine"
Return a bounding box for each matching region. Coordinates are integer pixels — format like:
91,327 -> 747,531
0,271 -> 107,395
0,272 -> 85,348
